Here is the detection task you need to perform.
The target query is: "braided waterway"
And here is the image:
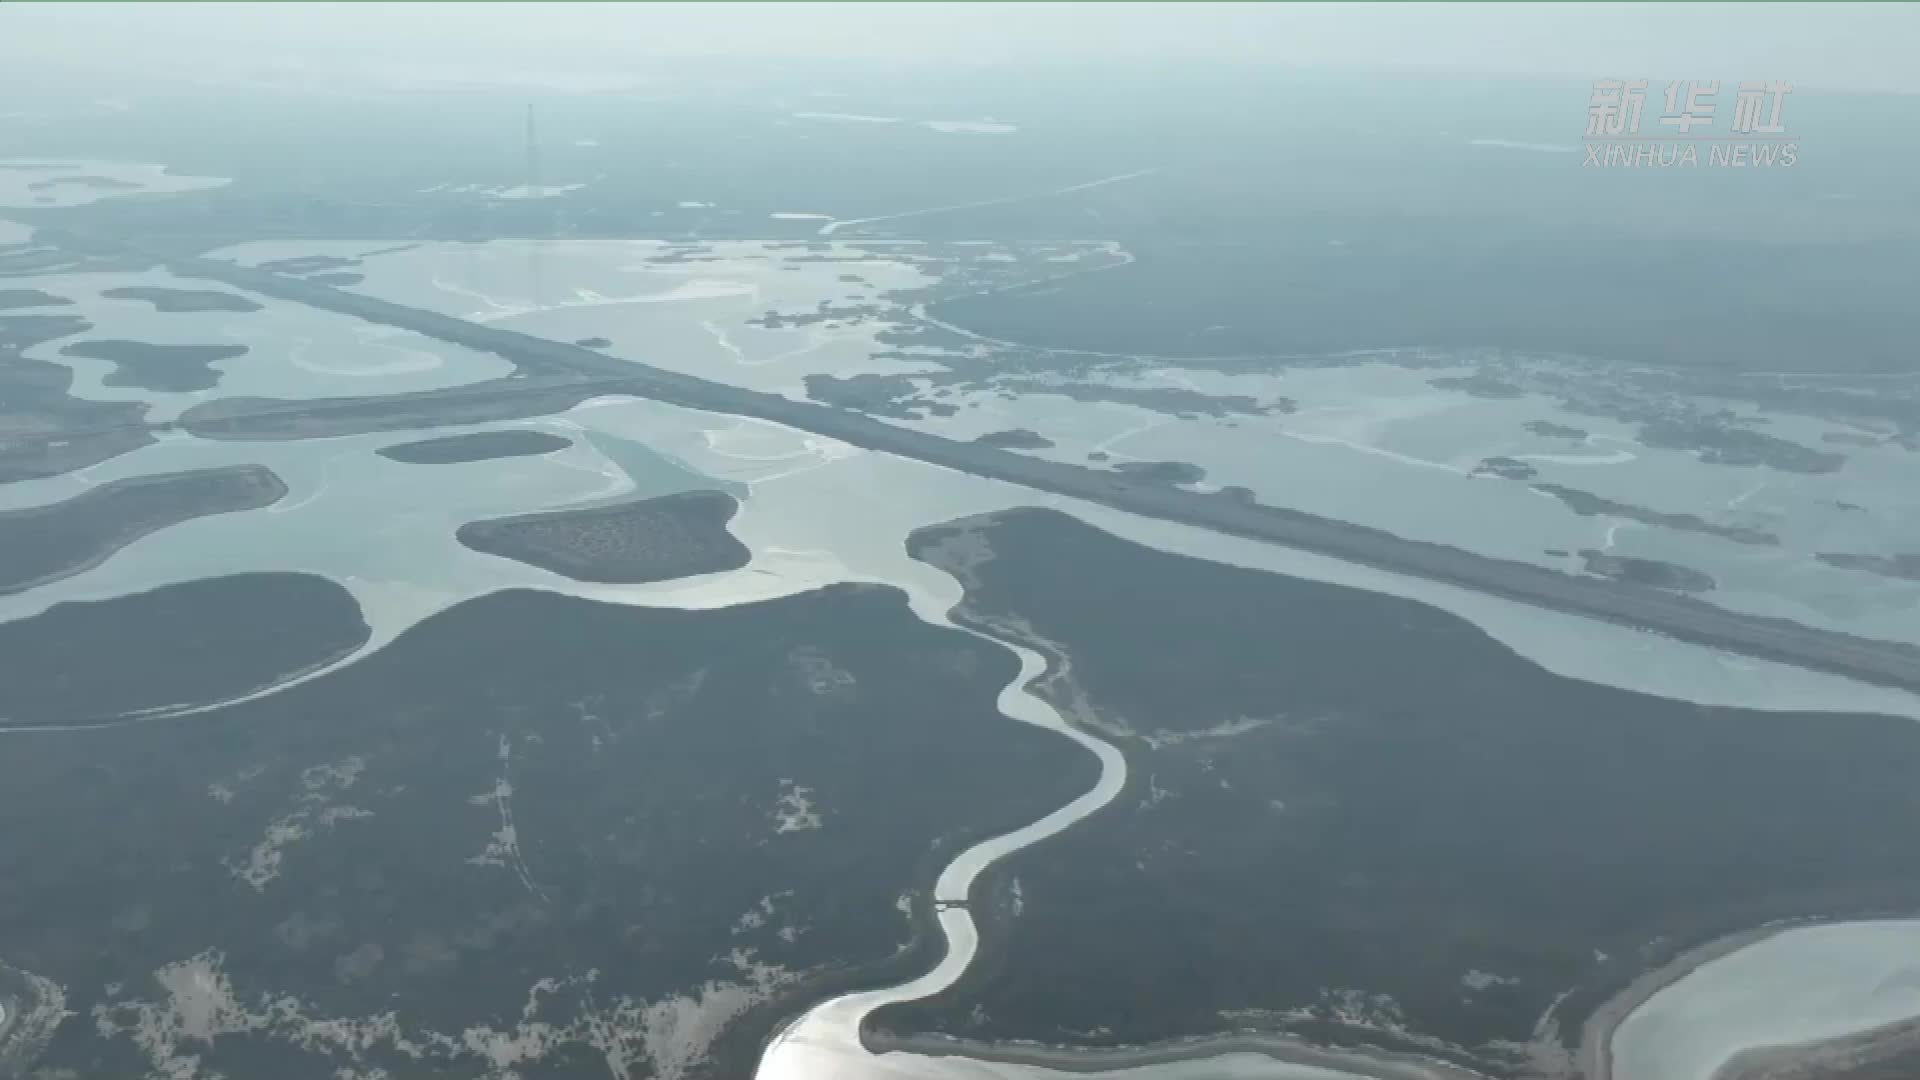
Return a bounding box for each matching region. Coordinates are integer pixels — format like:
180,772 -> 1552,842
3,395 -> 1916,1079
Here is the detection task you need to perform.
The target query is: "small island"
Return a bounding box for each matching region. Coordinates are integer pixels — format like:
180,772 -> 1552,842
0,288 -> 71,311
1533,483 -> 1779,546
1432,372 -> 1525,399
1472,456 -> 1538,481
0,248 -> 73,275
257,254 -> 361,276
971,428 -> 1055,450
179,380 -> 612,441
0,465 -> 288,595
805,372 -> 958,419
749,302 -> 887,329
101,286 -> 263,313
574,337 -> 613,349
1640,419 -> 1845,474
1817,552 -> 1920,582
1822,431 -> 1884,447
1578,549 -> 1717,592
377,430 -> 573,465
1112,460 -> 1207,486
456,489 -> 750,584
59,339 -> 249,393
1526,419 -> 1589,440
995,377 -> 1286,418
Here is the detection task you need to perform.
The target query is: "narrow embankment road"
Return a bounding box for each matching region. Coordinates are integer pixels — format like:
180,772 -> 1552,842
149,251 -> 1920,695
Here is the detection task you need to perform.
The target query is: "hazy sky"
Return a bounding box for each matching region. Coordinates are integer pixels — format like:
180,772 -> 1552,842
5,2 -> 1917,94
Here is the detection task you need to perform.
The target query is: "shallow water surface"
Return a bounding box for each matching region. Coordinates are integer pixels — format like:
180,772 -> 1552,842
1610,920 -> 1920,1080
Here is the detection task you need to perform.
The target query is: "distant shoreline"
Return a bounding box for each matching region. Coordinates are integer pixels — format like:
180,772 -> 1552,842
125,244 -> 1920,695
866,1029 -> 1487,1080
870,915 -> 1920,1080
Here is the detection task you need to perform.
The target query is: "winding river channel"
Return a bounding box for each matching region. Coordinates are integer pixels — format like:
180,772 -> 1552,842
718,429 -> 1920,1080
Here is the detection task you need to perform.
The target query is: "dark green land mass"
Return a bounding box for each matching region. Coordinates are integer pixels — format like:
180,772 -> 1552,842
0,585 -> 1091,1079
1579,550 -> 1716,593
1110,460 -> 1206,486
1532,483 -> 1780,546
923,208 -> 1920,376
972,428 -> 1055,450
1716,1016 -> 1920,1080
1817,552 -> 1920,583
376,430 -> 572,465
59,339 -> 250,393
0,249 -> 79,277
874,508 -> 1920,1070
0,573 -> 368,725
990,376 -> 1286,418
805,372 -> 960,419
456,489 -> 750,584
0,314 -> 153,484
1432,373 -> 1525,399
1473,456 -> 1537,481
1638,420 -> 1844,474
0,465 -> 287,595
0,288 -> 71,311
101,286 -> 263,313
1,313 -> 91,352
178,379 -> 619,441
1823,431 -> 1886,447
1526,420 -> 1588,440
